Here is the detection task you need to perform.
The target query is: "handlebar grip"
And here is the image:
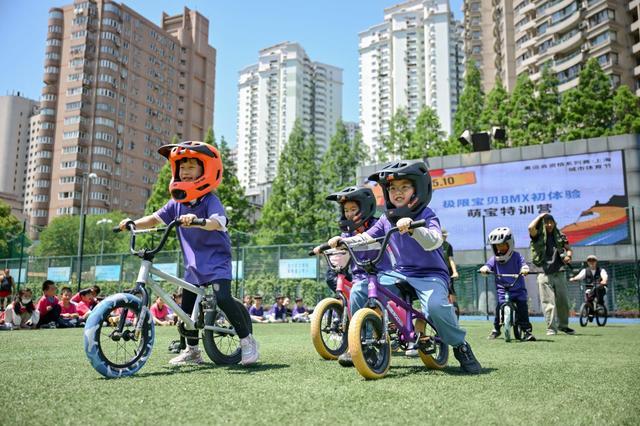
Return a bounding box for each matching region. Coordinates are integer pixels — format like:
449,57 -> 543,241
192,218 -> 206,226
308,243 -> 331,256
409,219 -> 426,229
112,226 -> 122,233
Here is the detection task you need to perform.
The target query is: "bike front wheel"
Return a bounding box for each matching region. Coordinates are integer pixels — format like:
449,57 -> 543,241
84,293 -> 155,378
310,297 -> 348,360
415,318 -> 449,369
348,308 -> 390,380
595,304 -> 608,327
503,305 -> 512,342
579,303 -> 589,327
203,298 -> 252,365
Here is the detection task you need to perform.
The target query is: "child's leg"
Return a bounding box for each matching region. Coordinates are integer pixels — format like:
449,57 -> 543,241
212,280 -> 250,339
348,279 -> 368,315
408,276 -> 466,347
180,289 -> 200,346
515,299 -> 533,333
493,301 -> 502,332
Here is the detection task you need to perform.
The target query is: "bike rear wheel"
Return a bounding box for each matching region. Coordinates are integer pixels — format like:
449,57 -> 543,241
84,293 -> 154,378
579,304 -> 589,327
595,304 -> 608,327
310,297 -> 348,360
415,318 -> 449,369
348,308 -> 390,380
203,298 -> 252,365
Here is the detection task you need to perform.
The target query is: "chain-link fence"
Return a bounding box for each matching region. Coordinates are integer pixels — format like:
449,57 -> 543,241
2,245 -> 638,317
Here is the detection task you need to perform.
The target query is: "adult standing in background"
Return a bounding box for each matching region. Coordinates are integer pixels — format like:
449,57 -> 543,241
441,229 -> 460,317
529,213 -> 575,336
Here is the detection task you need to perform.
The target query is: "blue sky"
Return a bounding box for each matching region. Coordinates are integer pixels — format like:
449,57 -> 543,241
0,0 -> 463,147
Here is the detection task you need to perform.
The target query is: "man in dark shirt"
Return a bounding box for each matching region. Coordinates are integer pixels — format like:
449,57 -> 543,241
529,213 -> 574,335
441,229 -> 460,317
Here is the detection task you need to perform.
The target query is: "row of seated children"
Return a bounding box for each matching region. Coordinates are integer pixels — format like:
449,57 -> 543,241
0,281 -> 100,330
244,294 -> 310,323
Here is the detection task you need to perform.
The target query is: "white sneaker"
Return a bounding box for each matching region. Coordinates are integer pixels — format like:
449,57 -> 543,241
546,329 -> 557,336
405,343 -> 419,358
169,347 -> 204,366
240,335 -> 260,365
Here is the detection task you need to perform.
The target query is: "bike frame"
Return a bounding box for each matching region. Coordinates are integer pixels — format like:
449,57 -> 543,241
118,221 -> 236,337
323,249 -> 353,322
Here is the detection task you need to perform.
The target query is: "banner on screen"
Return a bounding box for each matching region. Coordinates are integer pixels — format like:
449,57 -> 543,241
279,259 -> 317,279
95,265 -> 121,281
47,266 -> 71,282
370,151 -> 628,250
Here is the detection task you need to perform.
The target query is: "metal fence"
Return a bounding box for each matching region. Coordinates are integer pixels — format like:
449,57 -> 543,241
2,244 -> 638,316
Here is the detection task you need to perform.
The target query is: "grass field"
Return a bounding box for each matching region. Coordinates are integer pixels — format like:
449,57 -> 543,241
1,320 -> 639,425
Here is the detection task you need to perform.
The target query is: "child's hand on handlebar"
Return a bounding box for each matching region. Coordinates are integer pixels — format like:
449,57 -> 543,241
328,236 -> 343,248
396,217 -> 414,234
479,265 -> 491,275
179,214 -> 199,227
519,266 -> 529,276
312,245 -> 323,255
119,218 -> 134,231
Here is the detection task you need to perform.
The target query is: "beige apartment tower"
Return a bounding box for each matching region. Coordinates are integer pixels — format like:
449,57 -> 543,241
25,0 -> 215,236
463,0 -> 637,94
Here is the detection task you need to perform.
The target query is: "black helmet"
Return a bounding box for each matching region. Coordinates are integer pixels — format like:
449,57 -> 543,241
326,186 -> 377,232
368,159 -> 432,223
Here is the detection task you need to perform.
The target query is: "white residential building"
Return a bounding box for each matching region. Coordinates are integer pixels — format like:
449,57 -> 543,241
236,42 -> 342,205
0,93 -> 39,219
344,121 -> 360,142
359,0 -> 463,156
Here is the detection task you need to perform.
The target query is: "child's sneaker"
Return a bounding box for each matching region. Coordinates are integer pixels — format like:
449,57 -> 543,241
169,347 -> 204,366
453,342 -> 482,374
546,329 -> 557,336
523,332 -> 536,342
338,351 -> 353,367
405,342 -> 419,357
240,335 -> 260,365
487,329 -> 500,339
0,323 -> 13,331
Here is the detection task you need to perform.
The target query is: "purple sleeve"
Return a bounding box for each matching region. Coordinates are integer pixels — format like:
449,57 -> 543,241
485,257 -> 496,271
425,209 -> 442,233
249,306 -> 256,315
205,194 -> 226,218
517,252 -> 526,269
268,306 -> 276,315
366,216 -> 386,239
155,200 -> 176,225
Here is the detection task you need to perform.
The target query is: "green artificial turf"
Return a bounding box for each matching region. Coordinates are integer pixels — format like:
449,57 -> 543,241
1,321 -> 638,425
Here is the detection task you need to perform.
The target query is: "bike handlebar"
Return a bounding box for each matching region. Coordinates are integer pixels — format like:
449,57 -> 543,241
477,270 -> 539,288
115,218 -> 207,258
310,219 -> 426,269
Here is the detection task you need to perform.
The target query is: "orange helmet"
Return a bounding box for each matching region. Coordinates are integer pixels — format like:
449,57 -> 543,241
158,141 -> 223,203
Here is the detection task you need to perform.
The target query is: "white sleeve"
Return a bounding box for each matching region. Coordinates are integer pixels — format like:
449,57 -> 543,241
410,227 -> 443,251
209,213 -> 228,232
152,213 -> 167,225
573,269 -> 586,281
600,269 -> 608,283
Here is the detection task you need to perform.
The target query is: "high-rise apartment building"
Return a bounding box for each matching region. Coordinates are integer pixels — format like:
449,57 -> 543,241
359,0 -> 464,157
343,121 -> 361,142
627,0 -> 640,95
25,1 -> 215,235
0,93 -> 39,218
236,42 -> 342,205
463,0 -> 636,94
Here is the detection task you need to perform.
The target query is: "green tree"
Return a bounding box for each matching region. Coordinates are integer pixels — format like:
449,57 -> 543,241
35,211 -> 129,256
479,78 -> 510,149
205,128 -> 254,234
453,59 -> 484,148
380,108 -> 412,161
531,65 -> 562,144
508,73 -> 537,146
411,106 -> 446,158
256,120 -> 326,244
0,201 -> 24,259
610,84 -> 640,135
560,58 -> 613,141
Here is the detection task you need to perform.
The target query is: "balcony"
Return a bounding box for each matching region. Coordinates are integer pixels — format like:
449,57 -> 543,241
558,76 -> 579,93
631,0 -> 640,10
546,0 -> 575,17
634,64 -> 640,77
553,51 -> 583,72
547,8 -> 582,35
634,42 -> 640,55
548,30 -> 583,56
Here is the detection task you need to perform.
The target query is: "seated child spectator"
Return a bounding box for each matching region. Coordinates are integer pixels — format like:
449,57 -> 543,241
249,295 -> 268,323
268,295 -> 287,323
242,294 -> 253,311
108,307 -> 136,327
58,286 -> 81,328
283,296 -> 292,317
75,288 -> 95,321
480,227 -> 535,341
291,297 -> 310,323
71,285 -> 101,309
0,269 -> 15,311
2,289 -> 39,330
150,296 -> 173,326
37,280 -> 61,328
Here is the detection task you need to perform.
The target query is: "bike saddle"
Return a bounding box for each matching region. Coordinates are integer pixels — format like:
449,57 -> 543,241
395,280 -> 418,302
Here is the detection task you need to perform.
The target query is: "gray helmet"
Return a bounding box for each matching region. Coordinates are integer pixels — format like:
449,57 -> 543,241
487,227 -> 514,263
326,186 -> 377,232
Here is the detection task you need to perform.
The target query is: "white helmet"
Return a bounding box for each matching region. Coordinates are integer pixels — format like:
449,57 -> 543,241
487,227 -> 514,263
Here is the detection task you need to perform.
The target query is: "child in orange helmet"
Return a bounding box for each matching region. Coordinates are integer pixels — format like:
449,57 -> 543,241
119,141 -> 259,366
